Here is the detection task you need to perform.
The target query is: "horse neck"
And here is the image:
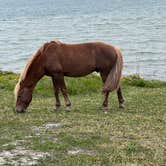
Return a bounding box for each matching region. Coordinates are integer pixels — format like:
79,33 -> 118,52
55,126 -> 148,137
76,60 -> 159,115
22,63 -> 45,91
26,72 -> 44,90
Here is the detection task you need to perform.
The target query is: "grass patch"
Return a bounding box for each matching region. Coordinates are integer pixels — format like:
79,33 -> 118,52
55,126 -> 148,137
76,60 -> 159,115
123,74 -> 166,88
125,142 -> 138,155
0,70 -> 166,165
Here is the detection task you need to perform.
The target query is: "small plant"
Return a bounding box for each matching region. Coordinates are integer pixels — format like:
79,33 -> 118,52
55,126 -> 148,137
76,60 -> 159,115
125,142 -> 137,155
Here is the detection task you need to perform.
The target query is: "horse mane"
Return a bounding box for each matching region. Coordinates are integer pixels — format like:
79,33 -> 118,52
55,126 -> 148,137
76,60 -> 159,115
14,40 -> 61,99
14,44 -> 45,99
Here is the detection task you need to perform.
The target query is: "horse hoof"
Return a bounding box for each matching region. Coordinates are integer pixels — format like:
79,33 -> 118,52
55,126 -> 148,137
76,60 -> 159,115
119,104 -> 125,109
54,107 -> 61,112
65,106 -> 71,112
99,106 -> 108,112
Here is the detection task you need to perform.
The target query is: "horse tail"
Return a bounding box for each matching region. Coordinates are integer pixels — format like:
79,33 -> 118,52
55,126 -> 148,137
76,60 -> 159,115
102,47 -> 123,93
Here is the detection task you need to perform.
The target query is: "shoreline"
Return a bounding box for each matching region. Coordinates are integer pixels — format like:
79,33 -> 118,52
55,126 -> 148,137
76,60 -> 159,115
0,70 -> 166,92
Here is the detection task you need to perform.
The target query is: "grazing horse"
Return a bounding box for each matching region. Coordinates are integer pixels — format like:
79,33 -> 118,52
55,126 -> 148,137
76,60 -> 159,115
14,41 -> 124,113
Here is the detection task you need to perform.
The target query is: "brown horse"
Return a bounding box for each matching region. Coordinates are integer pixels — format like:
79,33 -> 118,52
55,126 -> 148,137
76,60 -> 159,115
14,41 -> 124,113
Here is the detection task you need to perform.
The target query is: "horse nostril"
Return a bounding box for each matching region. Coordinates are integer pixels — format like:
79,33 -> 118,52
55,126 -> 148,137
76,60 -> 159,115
16,107 -> 25,113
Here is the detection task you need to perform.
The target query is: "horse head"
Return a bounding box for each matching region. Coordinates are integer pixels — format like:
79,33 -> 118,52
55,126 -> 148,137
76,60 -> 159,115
15,80 -> 33,113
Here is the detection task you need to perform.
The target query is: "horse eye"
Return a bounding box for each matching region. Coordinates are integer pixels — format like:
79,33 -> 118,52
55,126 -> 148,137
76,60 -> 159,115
20,80 -> 23,86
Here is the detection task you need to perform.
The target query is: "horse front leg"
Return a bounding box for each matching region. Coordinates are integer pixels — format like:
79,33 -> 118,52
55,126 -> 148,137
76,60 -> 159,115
58,74 -> 71,111
61,87 -> 71,111
53,73 -> 71,111
52,77 -> 61,111
117,86 -> 125,109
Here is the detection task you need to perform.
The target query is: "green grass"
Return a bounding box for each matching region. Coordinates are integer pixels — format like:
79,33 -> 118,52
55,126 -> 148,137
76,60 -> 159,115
0,71 -> 166,165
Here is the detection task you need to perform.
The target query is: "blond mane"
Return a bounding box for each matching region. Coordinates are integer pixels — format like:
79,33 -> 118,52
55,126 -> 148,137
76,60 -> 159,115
14,46 -> 43,99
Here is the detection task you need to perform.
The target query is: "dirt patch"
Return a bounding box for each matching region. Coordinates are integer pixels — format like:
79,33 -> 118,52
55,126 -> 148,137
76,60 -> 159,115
44,122 -> 61,129
0,147 -> 49,165
2,140 -> 25,147
0,122 -> 61,165
32,122 -> 62,136
68,148 -> 96,155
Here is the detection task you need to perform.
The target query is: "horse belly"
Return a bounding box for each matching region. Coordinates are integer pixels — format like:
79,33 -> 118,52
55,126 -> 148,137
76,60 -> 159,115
64,64 -> 95,77
63,58 -> 95,77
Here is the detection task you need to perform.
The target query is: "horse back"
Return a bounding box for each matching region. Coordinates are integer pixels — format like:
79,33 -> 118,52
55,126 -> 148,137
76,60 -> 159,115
44,42 -> 117,76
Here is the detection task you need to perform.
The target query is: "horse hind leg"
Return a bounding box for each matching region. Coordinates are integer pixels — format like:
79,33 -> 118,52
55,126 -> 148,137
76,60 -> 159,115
117,86 -> 125,109
52,77 -> 61,111
100,72 -> 110,111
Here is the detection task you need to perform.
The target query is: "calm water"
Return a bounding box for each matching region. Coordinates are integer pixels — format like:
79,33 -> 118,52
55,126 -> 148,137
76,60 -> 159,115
0,0 -> 166,80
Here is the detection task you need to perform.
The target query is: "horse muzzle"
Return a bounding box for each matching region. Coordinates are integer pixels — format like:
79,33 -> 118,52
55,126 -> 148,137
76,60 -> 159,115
16,106 -> 25,113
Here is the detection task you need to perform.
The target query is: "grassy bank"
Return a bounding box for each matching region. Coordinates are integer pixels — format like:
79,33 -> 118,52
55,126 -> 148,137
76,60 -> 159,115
0,71 -> 166,165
